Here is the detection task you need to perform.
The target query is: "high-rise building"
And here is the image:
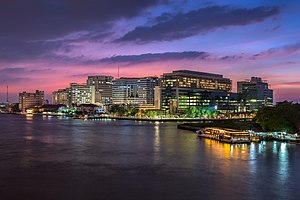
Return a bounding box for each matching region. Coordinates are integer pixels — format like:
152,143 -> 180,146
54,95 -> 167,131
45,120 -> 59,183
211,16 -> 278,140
161,70 -> 232,92
19,90 -> 45,113
154,86 -> 161,109
52,89 -> 68,105
87,76 -> 113,104
160,70 -> 234,113
67,83 -> 95,106
138,77 -> 159,105
237,77 -> 273,111
112,77 -> 158,105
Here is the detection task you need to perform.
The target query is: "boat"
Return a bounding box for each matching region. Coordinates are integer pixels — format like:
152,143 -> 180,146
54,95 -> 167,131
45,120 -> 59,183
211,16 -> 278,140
197,127 -> 251,144
250,136 -> 262,143
289,139 -> 300,144
287,134 -> 300,144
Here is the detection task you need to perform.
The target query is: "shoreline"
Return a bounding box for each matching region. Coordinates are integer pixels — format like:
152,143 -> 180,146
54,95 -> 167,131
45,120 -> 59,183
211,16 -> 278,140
2,112 -> 251,123
110,116 -> 251,122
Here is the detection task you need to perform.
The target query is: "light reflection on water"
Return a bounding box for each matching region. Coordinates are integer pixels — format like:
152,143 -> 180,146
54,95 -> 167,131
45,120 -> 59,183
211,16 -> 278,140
0,114 -> 299,200
278,142 -> 289,184
153,122 -> 161,164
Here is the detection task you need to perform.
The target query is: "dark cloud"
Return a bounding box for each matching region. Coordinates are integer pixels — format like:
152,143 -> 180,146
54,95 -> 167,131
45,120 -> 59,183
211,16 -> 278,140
71,73 -> 98,78
98,51 -> 209,64
0,75 -> 29,84
219,55 -> 244,60
0,67 -> 52,84
0,39 -> 62,61
0,0 -> 163,39
0,0 -> 165,61
284,61 -> 297,65
266,42 -> 300,54
117,5 -> 279,42
0,67 -> 52,74
0,67 -> 26,73
274,82 -> 300,86
155,12 -> 174,23
285,82 -> 300,85
251,41 -> 300,59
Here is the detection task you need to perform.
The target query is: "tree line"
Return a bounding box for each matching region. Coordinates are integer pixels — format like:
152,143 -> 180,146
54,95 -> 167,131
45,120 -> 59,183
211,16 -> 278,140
255,101 -> 300,133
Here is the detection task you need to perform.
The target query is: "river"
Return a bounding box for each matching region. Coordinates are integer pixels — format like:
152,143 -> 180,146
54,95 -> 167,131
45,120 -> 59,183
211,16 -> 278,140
0,114 -> 299,200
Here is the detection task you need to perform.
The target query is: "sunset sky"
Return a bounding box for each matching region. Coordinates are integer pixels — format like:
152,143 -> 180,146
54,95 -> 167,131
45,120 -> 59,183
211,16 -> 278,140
0,0 -> 299,103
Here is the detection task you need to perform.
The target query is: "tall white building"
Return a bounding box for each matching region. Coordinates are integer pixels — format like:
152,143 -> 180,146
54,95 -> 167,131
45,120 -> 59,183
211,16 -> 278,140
67,83 -> 95,106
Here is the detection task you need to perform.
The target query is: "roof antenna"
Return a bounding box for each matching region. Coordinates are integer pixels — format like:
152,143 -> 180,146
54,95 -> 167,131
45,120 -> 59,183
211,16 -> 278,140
6,85 -> 9,104
118,66 -> 120,78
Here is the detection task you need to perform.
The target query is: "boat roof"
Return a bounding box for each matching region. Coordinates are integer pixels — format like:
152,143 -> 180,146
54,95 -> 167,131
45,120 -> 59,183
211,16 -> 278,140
205,127 -> 248,134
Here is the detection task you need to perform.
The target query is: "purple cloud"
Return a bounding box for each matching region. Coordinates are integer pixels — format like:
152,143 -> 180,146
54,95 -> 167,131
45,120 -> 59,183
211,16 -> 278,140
117,5 -> 280,42
98,51 -> 210,64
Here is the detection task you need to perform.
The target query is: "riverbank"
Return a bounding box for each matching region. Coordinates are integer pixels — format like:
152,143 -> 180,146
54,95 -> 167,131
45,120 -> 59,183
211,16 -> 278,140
178,122 -> 300,144
110,116 -> 251,122
0,112 -> 252,122
177,120 -> 261,132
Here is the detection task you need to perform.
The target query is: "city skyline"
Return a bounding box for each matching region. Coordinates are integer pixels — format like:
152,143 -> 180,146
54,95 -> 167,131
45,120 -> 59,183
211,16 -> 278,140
0,0 -> 299,102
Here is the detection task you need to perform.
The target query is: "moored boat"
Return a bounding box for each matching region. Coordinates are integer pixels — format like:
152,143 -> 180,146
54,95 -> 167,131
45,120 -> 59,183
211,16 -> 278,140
250,136 -> 262,143
289,139 -> 300,144
197,127 -> 251,144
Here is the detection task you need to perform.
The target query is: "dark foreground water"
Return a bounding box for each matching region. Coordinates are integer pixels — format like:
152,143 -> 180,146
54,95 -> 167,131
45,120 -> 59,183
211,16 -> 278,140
0,114 -> 300,200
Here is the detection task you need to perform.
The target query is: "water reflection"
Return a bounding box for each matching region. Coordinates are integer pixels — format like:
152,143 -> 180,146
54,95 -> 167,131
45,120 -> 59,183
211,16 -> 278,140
278,142 -> 289,185
25,114 -> 33,121
204,139 -> 251,160
154,122 -> 160,155
249,143 -> 257,174
21,135 -> 33,169
1,114 -> 299,200
202,138 -> 291,186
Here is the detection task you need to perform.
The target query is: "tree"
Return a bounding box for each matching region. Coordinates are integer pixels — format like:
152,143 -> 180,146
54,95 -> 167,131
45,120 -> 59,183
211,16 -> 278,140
183,106 -> 198,118
255,101 -> 300,133
145,111 -> 157,118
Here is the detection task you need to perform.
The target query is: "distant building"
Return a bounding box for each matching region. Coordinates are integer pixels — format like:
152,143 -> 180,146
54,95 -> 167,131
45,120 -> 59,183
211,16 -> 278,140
87,75 -> 113,104
52,89 -> 68,105
139,77 -> 159,105
160,70 -> 235,113
19,90 -> 45,113
76,103 -> 104,114
237,77 -> 273,111
112,77 -> 158,105
154,86 -> 161,109
67,83 -> 95,106
0,103 -> 7,113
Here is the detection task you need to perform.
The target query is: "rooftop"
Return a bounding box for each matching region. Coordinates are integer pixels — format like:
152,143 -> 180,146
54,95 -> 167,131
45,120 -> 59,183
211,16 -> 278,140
165,70 -> 225,79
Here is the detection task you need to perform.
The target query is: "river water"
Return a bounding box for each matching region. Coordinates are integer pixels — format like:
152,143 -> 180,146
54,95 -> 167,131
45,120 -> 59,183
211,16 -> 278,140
0,114 -> 299,200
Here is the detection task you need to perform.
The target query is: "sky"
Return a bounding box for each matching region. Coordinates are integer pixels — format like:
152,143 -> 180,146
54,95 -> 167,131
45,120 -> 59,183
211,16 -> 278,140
0,0 -> 299,103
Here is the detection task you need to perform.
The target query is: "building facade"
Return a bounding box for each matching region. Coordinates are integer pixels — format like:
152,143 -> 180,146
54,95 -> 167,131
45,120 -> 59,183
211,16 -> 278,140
161,70 -> 232,92
52,89 -> 68,105
237,77 -> 273,111
19,90 -> 45,113
87,76 -> 113,104
138,77 -> 159,105
160,70 -> 235,113
67,83 -> 95,107
112,77 -> 158,105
